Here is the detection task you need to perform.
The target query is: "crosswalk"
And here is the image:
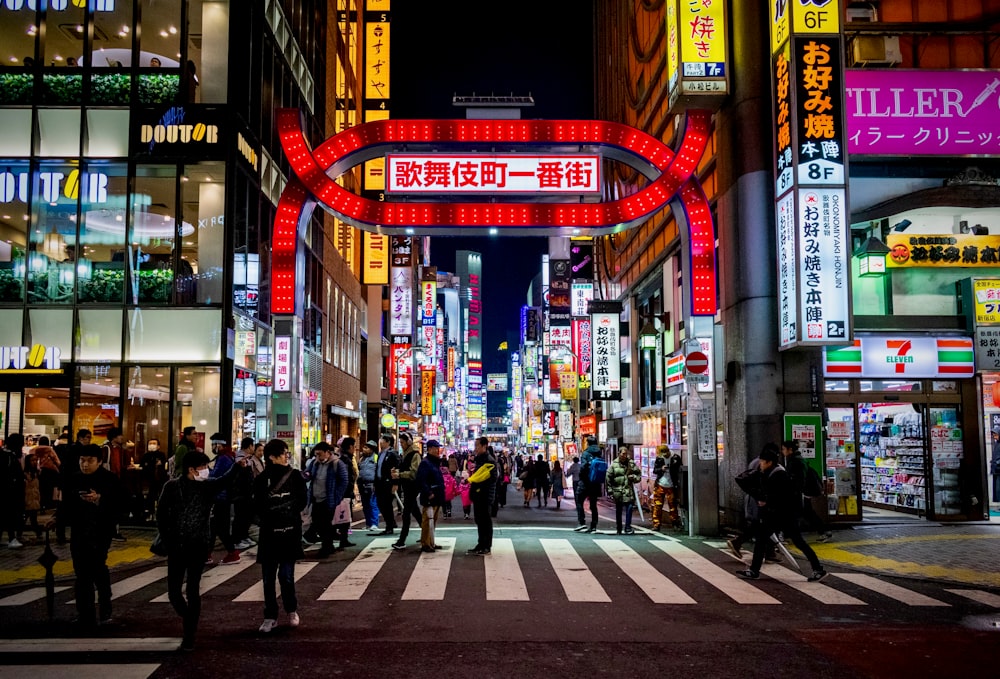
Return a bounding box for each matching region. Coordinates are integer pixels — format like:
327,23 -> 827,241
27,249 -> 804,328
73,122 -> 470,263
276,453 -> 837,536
1,534 -> 998,611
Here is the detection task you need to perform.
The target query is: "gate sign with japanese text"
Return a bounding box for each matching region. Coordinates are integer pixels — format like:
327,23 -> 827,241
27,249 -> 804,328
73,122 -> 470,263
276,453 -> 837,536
387,155 -> 600,195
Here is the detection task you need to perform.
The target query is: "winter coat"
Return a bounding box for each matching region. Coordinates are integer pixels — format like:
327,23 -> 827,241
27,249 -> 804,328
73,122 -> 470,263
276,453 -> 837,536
416,456 -> 445,507
156,462 -> 242,554
304,455 -> 348,510
459,478 -> 472,507
745,464 -> 797,530
578,444 -> 602,491
340,450 -> 359,500
358,453 -> 377,485
607,458 -> 640,504
210,450 -> 236,501
24,473 -> 41,512
549,467 -> 564,496
0,448 -> 25,510
470,452 -> 498,505
60,467 -> 126,547
253,463 -> 308,563
534,459 -> 551,486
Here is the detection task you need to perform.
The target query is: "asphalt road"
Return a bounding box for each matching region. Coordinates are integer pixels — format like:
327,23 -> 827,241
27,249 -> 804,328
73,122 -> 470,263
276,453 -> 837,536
1,491 -> 998,678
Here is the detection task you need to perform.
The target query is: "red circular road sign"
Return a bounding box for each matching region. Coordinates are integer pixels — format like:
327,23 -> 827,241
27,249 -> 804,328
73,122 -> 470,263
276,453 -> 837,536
685,351 -> 709,375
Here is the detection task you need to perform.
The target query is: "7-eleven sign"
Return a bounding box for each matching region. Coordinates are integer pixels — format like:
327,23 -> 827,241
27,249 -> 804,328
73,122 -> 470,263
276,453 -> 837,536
824,337 -> 974,379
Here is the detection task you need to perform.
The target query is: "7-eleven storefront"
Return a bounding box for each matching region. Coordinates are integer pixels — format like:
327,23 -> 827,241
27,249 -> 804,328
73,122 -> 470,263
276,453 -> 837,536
821,336 -> 987,522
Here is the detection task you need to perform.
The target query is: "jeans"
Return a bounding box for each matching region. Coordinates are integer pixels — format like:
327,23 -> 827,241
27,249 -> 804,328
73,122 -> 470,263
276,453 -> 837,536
614,501 -> 634,533
261,560 -> 297,620
359,484 -> 376,528
575,484 -> 598,528
420,505 -> 440,548
71,540 -> 112,624
167,549 -> 206,643
210,499 -> 235,553
311,501 -> 335,550
395,490 -> 423,543
472,496 -> 493,550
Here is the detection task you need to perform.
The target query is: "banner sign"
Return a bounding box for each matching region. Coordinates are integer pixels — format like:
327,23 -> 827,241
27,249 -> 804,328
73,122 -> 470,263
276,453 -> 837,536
571,282 -> 594,317
421,273 -> 437,327
678,0 -> 729,95
845,69 -> 1000,156
590,300 -> 622,400
572,318 -> 592,379
824,337 -> 975,378
797,187 -> 849,342
570,240 -> 594,280
386,154 -> 600,195
886,234 -> 1000,268
389,341 -> 412,395
363,232 -> 389,285
486,373 -> 508,392
274,336 -> 292,392
421,369 -> 436,416
390,266 -> 413,336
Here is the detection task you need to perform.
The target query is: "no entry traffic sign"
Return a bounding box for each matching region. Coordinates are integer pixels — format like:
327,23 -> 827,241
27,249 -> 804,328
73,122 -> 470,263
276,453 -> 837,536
685,351 -> 709,375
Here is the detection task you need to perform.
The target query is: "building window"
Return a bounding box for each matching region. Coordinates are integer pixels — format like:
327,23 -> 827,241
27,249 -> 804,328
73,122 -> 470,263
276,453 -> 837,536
91,0 -> 135,69
131,165 -> 177,304
174,365 -> 221,441
77,308 -> 123,362
188,0 -> 229,104
124,364 -> 171,450
78,162 -> 129,304
0,159 -> 30,303
45,1 -> 86,68
180,162 -> 225,304
126,308 -> 222,362
28,160 -> 79,304
75,364 -> 122,445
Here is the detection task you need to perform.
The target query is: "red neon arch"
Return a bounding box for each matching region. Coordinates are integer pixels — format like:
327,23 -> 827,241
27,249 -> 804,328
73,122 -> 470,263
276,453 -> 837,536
272,111 -> 715,316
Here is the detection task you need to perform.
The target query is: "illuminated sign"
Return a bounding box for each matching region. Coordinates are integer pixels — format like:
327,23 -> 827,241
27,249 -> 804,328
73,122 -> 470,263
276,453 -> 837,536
386,155 -> 600,195
362,232 -> 389,285
679,0 -> 728,94
971,279 -> 1000,323
666,353 -> 685,387
421,369 -> 436,416
665,0 -> 680,94
272,111 -> 717,315
792,0 -> 840,35
824,337 -> 974,378
794,38 -> 845,186
236,132 -> 259,172
776,192 -> 798,347
0,169 -> 108,204
769,0 -> 791,54
274,336 -> 291,392
590,301 -> 622,401
887,234 -> 1000,269
421,276 -> 437,327
389,341 -> 412,395
447,347 -> 455,388
486,374 -> 508,392
0,345 -> 62,374
571,282 -> 594,317
797,188 -> 848,342
3,0 -> 116,10
389,266 -> 413,336
572,318 -> 592,379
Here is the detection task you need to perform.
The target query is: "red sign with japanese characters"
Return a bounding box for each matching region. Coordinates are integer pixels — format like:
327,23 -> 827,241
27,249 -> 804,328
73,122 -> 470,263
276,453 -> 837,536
386,154 -> 601,195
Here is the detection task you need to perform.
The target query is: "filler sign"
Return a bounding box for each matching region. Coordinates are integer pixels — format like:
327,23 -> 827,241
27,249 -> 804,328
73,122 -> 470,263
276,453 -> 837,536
386,154 -> 601,195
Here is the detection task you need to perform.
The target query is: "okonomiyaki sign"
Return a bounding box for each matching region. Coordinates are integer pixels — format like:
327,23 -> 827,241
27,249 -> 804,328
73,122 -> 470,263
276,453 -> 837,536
846,69 -> 1000,156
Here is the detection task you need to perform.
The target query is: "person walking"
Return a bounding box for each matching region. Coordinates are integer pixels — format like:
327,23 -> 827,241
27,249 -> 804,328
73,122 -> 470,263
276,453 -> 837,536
254,439 -> 308,634
139,439 -> 167,524
1,434 -> 26,549
49,444 -> 127,628
573,436 -> 603,532
466,436 -> 497,555
21,454 -> 42,543
303,442 -> 347,557
207,435 -> 241,565
391,433 -> 423,550
156,450 -> 248,650
370,434 -> 399,536
357,441 -> 379,530
232,438 -> 257,550
520,457 -> 535,507
170,426 -> 199,479
728,449 -> 778,562
491,447 -> 508,516
549,459 -> 565,509
735,445 -> 828,582
607,446 -> 641,535
333,437 -> 358,550
533,454 -> 551,507
416,440 -> 445,552
32,437 -> 61,512
781,440 -> 832,542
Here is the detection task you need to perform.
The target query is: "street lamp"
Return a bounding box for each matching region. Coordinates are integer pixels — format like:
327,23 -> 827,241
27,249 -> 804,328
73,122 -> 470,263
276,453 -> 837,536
855,236 -> 890,278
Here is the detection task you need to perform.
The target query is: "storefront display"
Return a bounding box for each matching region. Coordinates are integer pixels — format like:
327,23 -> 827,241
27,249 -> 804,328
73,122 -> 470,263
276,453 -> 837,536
858,403 -> 926,513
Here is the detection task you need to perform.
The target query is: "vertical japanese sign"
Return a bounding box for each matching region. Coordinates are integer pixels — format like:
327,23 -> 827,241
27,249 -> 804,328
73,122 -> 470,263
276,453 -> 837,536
590,300 -> 622,401
771,0 -> 850,349
665,0 -> 680,99
447,347 -> 456,388
363,1 -> 390,197
572,318 -> 592,382
421,272 -> 437,326
389,340 -> 411,395
363,232 -> 389,285
459,252 -> 483,360
569,239 -> 594,280
390,236 -> 413,337
274,336 -> 292,392
334,219 -> 358,275
678,0 -> 728,96
421,369 -> 436,416
571,282 -> 594,318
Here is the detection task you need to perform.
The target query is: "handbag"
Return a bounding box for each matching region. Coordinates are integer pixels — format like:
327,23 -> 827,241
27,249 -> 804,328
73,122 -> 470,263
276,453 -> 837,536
468,463 -> 494,484
149,531 -> 168,556
332,497 -> 352,525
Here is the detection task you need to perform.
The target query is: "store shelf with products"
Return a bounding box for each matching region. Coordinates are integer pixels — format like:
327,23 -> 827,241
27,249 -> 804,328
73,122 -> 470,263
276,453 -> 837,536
859,407 -> 926,513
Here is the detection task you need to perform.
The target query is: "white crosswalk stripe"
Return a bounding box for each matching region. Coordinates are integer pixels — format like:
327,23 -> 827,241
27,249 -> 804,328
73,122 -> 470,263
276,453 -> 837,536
150,558 -> 256,603
834,573 -> 950,606
232,561 -> 318,602
318,537 -> 395,601
0,665 -> 160,679
651,539 -> 781,604
485,538 -> 529,601
540,538 -> 611,602
402,538 -> 457,600
7,536 -> 977,610
595,539 -> 695,604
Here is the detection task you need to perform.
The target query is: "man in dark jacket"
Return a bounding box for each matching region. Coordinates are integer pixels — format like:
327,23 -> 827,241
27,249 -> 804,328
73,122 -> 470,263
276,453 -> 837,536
736,445 -> 828,582
49,444 -> 126,627
391,432 -> 424,550
304,442 -> 347,557
208,434 -> 241,564
574,436 -> 602,532
370,434 -> 400,536
467,436 -> 497,555
533,453 -> 551,507
415,440 -> 445,553
781,439 -> 832,541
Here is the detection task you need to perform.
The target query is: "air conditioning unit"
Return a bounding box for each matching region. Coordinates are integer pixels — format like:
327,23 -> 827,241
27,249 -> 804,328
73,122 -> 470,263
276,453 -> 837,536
852,35 -> 902,66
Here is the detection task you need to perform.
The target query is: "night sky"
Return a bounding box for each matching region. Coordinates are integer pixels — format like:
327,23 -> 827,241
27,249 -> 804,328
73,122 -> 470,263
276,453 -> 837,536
391,2 -> 595,375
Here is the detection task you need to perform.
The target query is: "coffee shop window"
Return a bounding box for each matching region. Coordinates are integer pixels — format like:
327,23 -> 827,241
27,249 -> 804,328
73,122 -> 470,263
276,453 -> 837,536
186,1 -> 229,104
131,165 -> 179,304
43,1 -> 85,69
174,366 -> 221,442
75,365 -> 123,445
0,159 -> 31,303
180,162 -> 225,305
91,0 -> 134,69
136,0 -> 182,104
28,161 -> 79,304
78,163 -> 129,304
0,5 -> 37,70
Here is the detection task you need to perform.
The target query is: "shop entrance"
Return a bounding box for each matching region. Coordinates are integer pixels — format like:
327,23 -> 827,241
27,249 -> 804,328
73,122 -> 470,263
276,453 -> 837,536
824,379 -> 974,521
0,374 -> 72,444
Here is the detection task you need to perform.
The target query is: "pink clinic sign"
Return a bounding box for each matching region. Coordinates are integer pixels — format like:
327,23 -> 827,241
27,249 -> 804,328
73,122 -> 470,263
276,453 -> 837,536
845,69 -> 1000,156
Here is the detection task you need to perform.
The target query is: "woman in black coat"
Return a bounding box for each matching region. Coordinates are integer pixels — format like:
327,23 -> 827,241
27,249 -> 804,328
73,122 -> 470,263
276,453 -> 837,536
253,439 -> 307,634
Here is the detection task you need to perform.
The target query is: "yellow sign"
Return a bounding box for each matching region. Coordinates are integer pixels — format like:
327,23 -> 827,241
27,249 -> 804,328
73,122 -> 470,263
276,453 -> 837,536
973,279 -> 1000,323
364,109 -> 390,191
365,22 -> 390,100
421,369 -> 436,416
679,0 -> 727,79
665,0 -> 679,91
334,220 -> 359,275
0,345 -> 63,374
380,413 -> 396,429
363,232 -> 390,285
770,0 -> 790,54
559,372 -> 578,401
792,0 -> 840,35
886,234 -> 1000,269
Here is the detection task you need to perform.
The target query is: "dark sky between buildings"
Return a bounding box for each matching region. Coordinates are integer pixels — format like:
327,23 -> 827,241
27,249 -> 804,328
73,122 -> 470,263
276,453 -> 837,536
391,1 -> 595,374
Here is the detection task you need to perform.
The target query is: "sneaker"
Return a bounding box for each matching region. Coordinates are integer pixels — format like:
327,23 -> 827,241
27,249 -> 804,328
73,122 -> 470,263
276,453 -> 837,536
624,528 -> 635,535
474,548 -> 491,556
7,538 -> 22,549
432,545 -> 443,550
817,532 -> 833,543
288,612 -> 300,627
391,542 -> 406,551
735,569 -> 760,580
573,525 -> 587,532
585,527 -> 597,533
807,569 -> 829,583
112,533 -> 127,542
221,550 -> 241,565
259,619 -> 277,634
726,538 -> 742,559
465,547 -> 482,555
235,539 -> 253,550
204,556 -> 216,566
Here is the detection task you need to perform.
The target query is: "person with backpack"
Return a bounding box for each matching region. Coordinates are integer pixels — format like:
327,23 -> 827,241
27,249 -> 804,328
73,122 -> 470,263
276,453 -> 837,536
781,440 -> 832,542
391,432 -> 425,550
573,435 -> 605,533
607,446 -> 641,535
254,439 -> 308,633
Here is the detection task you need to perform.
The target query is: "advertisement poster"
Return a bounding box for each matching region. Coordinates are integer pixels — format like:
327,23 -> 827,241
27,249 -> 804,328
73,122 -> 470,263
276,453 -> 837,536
783,412 -> 824,474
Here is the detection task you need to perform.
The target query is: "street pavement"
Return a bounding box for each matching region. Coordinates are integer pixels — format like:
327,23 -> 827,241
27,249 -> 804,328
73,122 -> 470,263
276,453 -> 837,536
0,491 -> 997,677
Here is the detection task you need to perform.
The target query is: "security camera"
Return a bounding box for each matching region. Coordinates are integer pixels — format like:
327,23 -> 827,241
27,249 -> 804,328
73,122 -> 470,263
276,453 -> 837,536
891,219 -> 912,232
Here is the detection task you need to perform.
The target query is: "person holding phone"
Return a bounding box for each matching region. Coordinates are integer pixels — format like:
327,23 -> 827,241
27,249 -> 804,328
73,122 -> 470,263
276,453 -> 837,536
47,444 -> 126,628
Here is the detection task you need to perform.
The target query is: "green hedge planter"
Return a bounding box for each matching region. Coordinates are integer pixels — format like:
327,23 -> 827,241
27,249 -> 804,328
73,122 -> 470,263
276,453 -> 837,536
0,268 -> 24,302
0,73 -> 33,105
90,73 -> 131,105
138,74 -> 181,104
137,268 -> 174,303
79,268 -> 125,303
